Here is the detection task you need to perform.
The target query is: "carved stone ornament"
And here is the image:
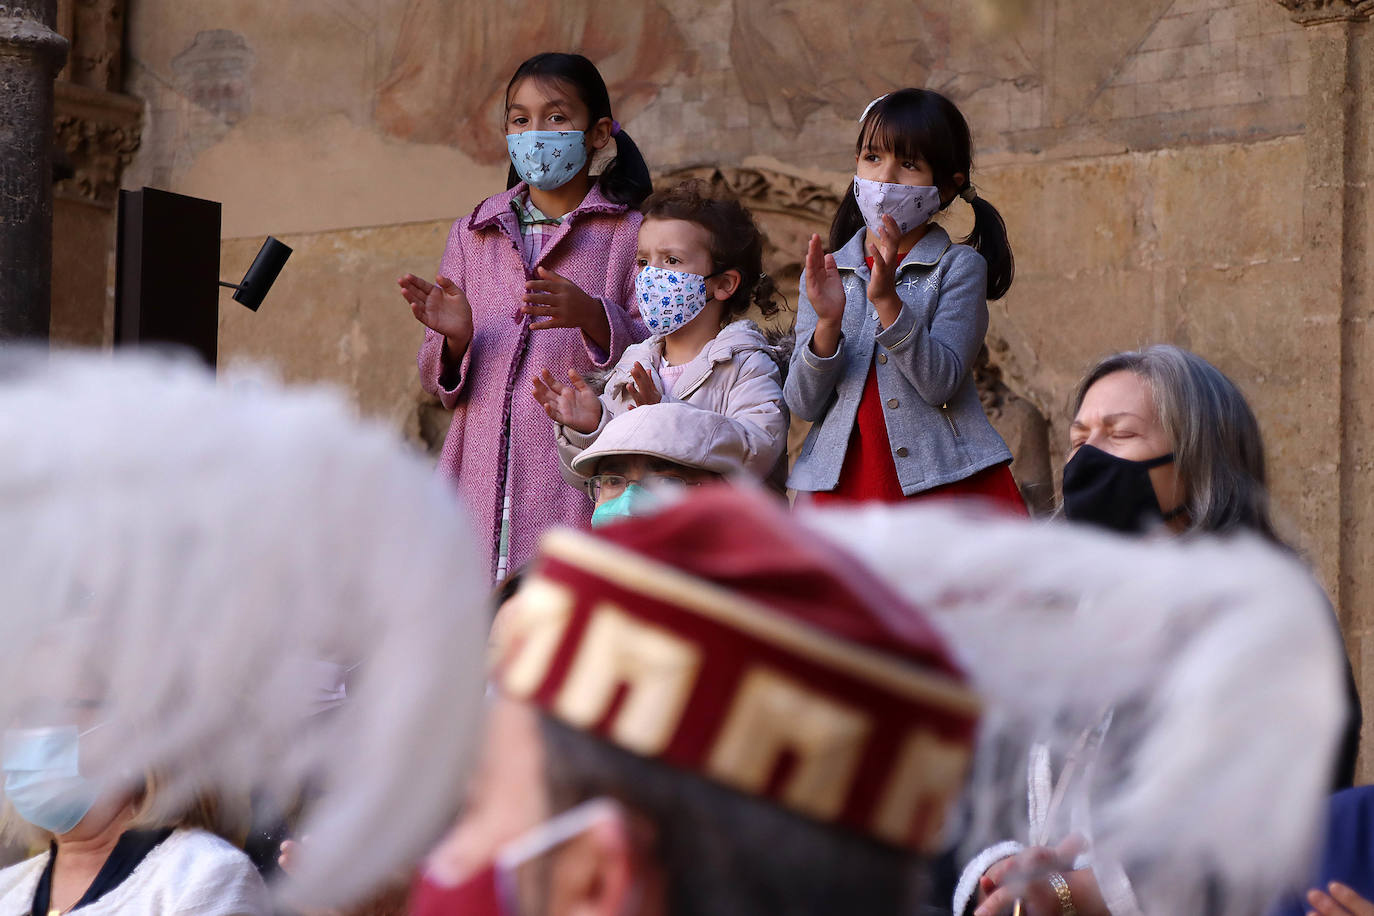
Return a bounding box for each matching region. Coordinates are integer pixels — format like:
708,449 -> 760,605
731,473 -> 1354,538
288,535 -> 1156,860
53,79 -> 142,207
1275,0 -> 1374,24
658,164 -> 844,223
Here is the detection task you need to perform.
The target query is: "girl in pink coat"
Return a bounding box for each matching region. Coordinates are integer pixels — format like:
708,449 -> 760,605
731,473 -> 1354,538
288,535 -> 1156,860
398,53 -> 650,581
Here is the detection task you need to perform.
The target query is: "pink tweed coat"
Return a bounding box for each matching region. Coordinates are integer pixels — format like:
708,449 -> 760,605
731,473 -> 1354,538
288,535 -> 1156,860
418,183 -> 645,580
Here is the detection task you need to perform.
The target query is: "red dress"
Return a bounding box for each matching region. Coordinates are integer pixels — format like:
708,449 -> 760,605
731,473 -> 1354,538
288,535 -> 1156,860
811,257 -> 1027,515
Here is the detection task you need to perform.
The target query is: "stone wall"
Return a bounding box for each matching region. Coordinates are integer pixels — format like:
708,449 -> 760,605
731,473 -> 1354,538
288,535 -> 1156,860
118,0 -> 1374,775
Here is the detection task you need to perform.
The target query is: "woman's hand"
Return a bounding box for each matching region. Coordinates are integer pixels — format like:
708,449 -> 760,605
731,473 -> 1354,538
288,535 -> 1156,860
399,273 -> 473,357
867,213 -> 902,327
975,837 -> 1106,916
804,233 -> 846,358
532,369 -> 603,433
625,362 -> 662,408
1308,882 -> 1374,916
522,267 -> 611,349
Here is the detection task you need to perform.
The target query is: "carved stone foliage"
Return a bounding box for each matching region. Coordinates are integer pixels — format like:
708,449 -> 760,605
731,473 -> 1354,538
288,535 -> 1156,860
661,165 -> 844,223
49,0 -> 140,208
1276,0 -> 1374,23
53,81 -> 141,207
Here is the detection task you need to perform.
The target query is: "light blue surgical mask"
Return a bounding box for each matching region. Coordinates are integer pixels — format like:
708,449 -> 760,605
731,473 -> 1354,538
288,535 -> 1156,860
591,484 -> 655,528
506,130 -> 589,191
2,726 -> 100,835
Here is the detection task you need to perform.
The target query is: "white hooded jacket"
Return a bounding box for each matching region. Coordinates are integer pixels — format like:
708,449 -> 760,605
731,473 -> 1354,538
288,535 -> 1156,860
556,319 -> 788,483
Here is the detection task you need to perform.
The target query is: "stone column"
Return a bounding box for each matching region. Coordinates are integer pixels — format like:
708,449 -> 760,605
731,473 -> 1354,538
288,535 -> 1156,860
0,0 -> 68,342
1277,0 -> 1373,780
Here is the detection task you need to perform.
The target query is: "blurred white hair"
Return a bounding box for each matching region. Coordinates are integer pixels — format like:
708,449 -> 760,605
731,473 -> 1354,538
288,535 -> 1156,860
800,501 -> 1344,916
0,350 -> 488,907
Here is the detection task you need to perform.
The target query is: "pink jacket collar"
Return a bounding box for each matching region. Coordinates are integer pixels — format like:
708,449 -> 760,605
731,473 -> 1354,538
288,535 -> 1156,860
467,182 -> 629,232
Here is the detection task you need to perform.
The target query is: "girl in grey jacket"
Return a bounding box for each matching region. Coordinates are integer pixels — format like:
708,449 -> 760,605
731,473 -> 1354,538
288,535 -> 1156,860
786,89 -> 1024,510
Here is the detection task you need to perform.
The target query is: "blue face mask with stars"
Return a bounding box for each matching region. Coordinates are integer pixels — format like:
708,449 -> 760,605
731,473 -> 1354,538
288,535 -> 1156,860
506,130 -> 588,191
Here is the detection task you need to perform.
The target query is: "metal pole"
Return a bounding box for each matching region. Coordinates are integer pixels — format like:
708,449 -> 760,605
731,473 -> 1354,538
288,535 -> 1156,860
0,1 -> 68,343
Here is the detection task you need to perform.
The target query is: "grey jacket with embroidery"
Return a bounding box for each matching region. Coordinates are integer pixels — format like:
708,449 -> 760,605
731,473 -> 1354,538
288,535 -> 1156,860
557,318 -> 788,484
785,225 -> 1012,495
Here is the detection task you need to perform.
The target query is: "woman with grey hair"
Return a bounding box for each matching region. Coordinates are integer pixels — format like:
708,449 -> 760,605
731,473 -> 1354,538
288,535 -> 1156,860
1060,344 -> 1279,539
959,345 -> 1361,916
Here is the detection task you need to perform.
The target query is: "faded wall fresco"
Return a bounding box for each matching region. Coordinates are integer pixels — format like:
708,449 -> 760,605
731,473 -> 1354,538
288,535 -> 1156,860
124,0 -> 1307,238
375,0 -> 690,164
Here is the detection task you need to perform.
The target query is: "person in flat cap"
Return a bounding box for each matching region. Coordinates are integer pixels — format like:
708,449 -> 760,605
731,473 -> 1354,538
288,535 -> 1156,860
564,402 -> 755,527
410,486 -> 980,916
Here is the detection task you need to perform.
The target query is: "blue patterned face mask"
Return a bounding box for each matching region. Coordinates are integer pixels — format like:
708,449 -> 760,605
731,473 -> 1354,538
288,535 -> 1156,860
2,726 -> 101,835
635,266 -> 712,337
506,130 -> 589,191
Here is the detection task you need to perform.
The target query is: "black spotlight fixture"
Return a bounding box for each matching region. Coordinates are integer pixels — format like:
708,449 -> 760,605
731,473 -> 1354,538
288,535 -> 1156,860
220,236 -> 293,312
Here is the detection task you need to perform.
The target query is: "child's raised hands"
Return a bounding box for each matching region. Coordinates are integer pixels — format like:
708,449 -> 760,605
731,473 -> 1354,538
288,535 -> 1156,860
625,361 -> 662,408
532,368 -> 603,433
804,233 -> 846,359
399,273 -> 473,354
804,233 -> 846,325
866,214 -> 903,322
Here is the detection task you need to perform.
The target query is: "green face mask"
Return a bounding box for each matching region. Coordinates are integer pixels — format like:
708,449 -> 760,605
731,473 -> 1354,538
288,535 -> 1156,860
591,484 -> 654,528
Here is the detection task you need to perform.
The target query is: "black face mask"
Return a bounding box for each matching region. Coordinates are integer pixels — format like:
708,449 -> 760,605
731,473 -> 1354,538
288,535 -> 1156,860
1062,444 -> 1183,534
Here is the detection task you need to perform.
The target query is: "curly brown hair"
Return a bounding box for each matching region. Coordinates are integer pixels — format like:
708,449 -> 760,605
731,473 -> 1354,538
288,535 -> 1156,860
640,180 -> 785,326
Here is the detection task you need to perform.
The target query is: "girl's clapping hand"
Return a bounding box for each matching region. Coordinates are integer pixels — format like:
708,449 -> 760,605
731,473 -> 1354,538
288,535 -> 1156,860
867,213 -> 902,317
804,233 -> 846,326
625,361 -> 662,408
532,368 -> 603,433
398,273 -> 473,352
522,267 -> 611,343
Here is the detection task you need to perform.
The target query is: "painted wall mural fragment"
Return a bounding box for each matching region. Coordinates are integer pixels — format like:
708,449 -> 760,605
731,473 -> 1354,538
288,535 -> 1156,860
375,0 -> 691,163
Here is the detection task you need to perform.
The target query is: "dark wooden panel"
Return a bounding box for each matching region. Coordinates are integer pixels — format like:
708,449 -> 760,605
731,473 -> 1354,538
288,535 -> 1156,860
115,188 -> 221,366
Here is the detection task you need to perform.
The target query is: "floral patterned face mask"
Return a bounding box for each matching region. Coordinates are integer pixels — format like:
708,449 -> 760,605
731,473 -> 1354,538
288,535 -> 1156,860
506,130 -> 588,191
635,265 -> 714,336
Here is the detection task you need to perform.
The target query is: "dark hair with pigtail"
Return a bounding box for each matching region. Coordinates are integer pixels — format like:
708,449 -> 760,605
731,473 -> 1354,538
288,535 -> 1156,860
503,52 -> 653,208
828,88 -> 1015,300
641,180 -> 787,327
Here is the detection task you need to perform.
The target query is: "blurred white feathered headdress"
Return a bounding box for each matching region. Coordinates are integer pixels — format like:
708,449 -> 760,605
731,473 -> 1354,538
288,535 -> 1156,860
0,351 -> 489,907
802,501 -> 1345,916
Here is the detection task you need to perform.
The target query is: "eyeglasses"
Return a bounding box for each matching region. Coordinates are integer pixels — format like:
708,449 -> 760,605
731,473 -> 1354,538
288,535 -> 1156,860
585,473 -> 700,502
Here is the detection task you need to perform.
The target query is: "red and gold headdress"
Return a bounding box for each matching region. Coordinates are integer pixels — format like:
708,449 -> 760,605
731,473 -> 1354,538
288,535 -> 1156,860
494,487 -> 980,852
